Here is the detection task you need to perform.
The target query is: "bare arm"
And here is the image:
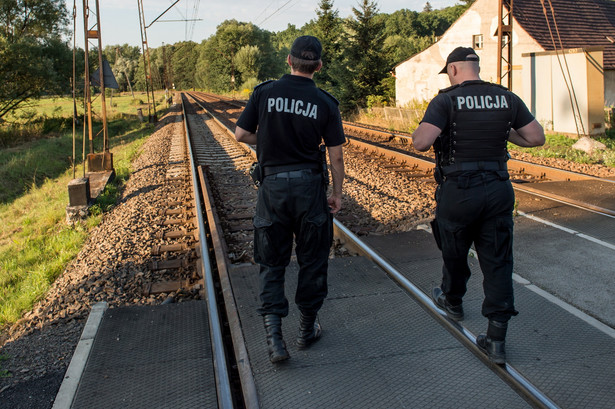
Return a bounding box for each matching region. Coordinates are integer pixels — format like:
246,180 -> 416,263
235,125 -> 257,145
327,144 -> 344,214
508,119 -> 545,147
412,122 -> 442,151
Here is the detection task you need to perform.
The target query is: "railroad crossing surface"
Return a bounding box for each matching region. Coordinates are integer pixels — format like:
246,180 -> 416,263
53,224 -> 615,408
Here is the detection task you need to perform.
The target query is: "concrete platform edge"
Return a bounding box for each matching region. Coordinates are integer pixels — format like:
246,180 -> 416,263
52,302 -> 109,409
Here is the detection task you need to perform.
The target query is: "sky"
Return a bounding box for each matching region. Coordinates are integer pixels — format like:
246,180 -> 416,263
64,0 -> 461,49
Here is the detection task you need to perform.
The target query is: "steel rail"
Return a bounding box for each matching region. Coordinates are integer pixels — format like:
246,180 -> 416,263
181,96 -> 234,409
197,165 -> 260,409
345,136 -> 615,216
185,92 -> 259,407
343,121 -> 614,183
333,220 -> 561,409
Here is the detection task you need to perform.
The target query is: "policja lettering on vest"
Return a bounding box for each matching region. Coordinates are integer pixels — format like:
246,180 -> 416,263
456,94 -> 509,110
267,97 -> 318,119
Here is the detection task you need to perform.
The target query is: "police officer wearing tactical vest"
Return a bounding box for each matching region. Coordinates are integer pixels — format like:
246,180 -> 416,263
412,47 -> 545,364
235,35 -> 345,363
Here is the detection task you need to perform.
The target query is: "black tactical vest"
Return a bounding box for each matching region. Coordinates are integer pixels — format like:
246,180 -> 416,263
435,81 -> 516,169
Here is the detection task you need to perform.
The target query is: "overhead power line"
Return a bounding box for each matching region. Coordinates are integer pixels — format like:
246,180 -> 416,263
257,0 -> 298,26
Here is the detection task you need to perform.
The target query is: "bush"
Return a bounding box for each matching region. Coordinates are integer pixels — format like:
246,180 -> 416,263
366,95 -> 388,109
240,78 -> 260,98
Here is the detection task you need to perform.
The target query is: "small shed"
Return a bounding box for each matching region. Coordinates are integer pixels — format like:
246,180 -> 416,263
522,47 -> 605,135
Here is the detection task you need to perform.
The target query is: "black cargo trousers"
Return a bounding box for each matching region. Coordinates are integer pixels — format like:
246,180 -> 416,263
432,171 -> 519,322
253,169 -> 333,317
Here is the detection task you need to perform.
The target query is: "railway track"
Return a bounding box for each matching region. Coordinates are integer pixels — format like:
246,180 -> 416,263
190,91 -> 615,220
6,93 -> 612,408
180,92 -> 575,408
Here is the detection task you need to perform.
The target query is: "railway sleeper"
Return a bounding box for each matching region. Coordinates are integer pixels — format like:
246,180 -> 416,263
159,208 -> 195,216
142,278 -> 199,296
160,216 -> 196,226
387,167 -> 419,173
151,242 -> 194,255
150,257 -> 192,271
227,222 -> 254,232
156,228 -> 197,239
225,212 -> 254,220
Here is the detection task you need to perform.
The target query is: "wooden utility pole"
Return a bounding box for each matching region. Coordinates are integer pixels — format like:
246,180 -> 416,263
496,0 -> 513,89
82,0 -> 93,154
137,0 -> 157,123
82,0 -> 113,172
94,0 -> 109,153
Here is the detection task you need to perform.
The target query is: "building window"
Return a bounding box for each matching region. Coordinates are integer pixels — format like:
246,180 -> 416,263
473,34 -> 483,50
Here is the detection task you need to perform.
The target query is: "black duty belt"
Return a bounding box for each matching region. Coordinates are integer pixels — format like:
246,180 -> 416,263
263,163 -> 320,177
441,161 -> 507,175
269,169 -> 319,179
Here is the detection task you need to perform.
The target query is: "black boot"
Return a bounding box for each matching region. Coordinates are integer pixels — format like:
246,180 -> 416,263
476,320 -> 508,364
263,314 -> 290,363
296,311 -> 322,349
432,287 -> 464,321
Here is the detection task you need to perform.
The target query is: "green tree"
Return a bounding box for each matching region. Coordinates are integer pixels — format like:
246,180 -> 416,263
312,0 -> 343,91
169,41 -> 198,90
0,0 -> 71,119
113,55 -> 137,95
269,24 -> 303,79
380,3 -> 471,75
195,20 -> 279,93
382,9 -> 420,38
111,45 -> 140,94
333,0 -> 387,113
234,45 -> 260,81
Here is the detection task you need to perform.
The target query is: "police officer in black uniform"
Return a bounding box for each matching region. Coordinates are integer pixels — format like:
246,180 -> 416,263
235,35 -> 345,363
412,47 -> 545,364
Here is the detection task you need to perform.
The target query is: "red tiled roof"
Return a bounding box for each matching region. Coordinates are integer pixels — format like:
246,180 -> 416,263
508,0 -> 615,68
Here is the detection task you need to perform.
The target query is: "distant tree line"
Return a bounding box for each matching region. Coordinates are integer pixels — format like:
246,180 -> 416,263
0,0 -> 474,119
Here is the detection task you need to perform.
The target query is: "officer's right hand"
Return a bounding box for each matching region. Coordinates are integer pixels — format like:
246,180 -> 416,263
327,195 -> 342,214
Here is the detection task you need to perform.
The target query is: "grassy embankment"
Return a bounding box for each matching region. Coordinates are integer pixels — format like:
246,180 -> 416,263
352,105 -> 615,167
0,92 -> 167,332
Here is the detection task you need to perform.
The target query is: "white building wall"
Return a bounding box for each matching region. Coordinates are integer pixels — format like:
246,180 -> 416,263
522,49 -> 605,135
395,0 -> 544,107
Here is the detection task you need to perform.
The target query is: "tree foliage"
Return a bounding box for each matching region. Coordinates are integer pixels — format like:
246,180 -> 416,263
1,0 -> 471,118
311,0 -> 343,91
0,0 -> 71,119
193,20 -> 280,93
332,0 -> 388,113
169,41 -> 198,90
234,45 -> 260,80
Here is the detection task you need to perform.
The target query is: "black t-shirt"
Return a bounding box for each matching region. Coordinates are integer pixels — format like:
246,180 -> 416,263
236,74 -> 345,169
421,80 -> 535,133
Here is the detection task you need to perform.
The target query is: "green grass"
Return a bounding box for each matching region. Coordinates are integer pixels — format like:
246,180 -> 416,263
0,93 -> 161,329
509,133 -> 615,167
0,92 -> 165,149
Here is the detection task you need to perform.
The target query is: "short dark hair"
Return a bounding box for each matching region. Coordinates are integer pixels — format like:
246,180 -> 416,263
289,55 -> 321,74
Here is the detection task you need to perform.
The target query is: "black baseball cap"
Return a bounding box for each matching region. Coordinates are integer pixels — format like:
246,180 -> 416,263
290,35 -> 322,61
439,47 -> 480,73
